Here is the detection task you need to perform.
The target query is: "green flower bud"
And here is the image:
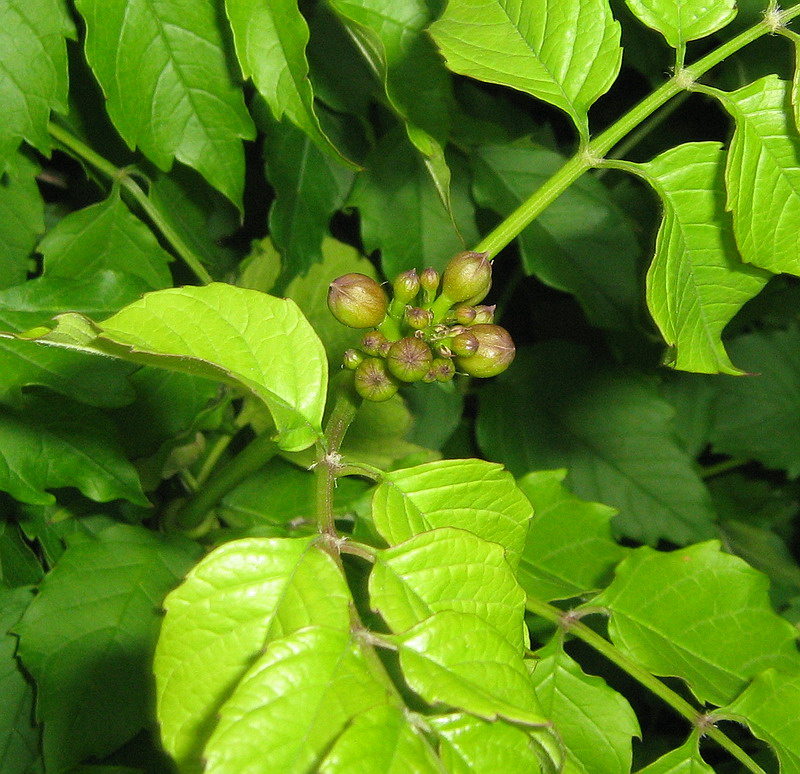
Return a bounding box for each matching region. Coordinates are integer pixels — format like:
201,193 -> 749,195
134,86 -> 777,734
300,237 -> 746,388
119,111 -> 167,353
441,251 -> 492,303
405,306 -> 433,330
343,348 -> 364,370
431,357 -> 456,382
328,273 -> 388,329
386,337 -> 434,382
361,330 -> 389,357
453,304 -> 477,325
420,267 -> 440,295
393,269 -> 420,304
454,324 -> 515,378
354,357 -> 399,402
472,304 -> 496,324
450,331 -> 479,358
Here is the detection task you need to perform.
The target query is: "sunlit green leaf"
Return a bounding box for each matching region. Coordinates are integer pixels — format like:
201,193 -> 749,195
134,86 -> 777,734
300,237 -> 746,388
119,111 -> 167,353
470,143 -> 641,330
721,76 -> 800,276
0,0 -> 73,166
371,459 -> 532,568
709,326 -> 800,477
591,541 -> 800,706
429,0 -> 622,139
203,626 -> 388,774
530,636 -> 639,773
155,537 -> 352,772
0,587 -> 38,774
391,610 -> 546,725
624,0 -> 736,49
0,152 -> 44,289
15,525 -> 199,772
320,705 -> 444,774
370,527 -> 527,650
478,344 -> 716,545
635,734 -> 713,773
38,188 -> 173,289
73,0 -> 254,206
636,142 -> 770,374
721,668 -> 800,772
516,470 -> 627,602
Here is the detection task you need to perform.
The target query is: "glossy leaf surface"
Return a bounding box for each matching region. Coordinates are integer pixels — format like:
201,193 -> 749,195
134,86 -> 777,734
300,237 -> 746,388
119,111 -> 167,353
624,0 -> 735,48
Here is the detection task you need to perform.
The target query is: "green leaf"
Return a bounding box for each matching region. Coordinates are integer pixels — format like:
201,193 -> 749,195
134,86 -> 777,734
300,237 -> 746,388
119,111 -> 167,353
38,188 -> 173,288
430,713 -> 552,774
371,459 -> 532,568
263,121 -> 355,281
624,0 -> 736,49
320,704 -> 444,774
0,587 -> 38,774
530,637 -> 639,774
155,536 -> 352,772
203,626 -> 388,774
285,237 -> 378,369
709,327 -> 800,477
470,143 -> 641,330
0,397 -> 147,505
635,142 -> 770,374
516,470 -> 627,602
224,0 -> 347,163
370,527 -> 527,650
14,524 -> 200,773
73,0 -> 255,207
0,522 -> 43,587
477,344 -> 716,545
0,152 -> 44,289
634,735 -> 713,773
0,0 -> 74,165
390,610 -> 546,725
591,541 -> 800,706
12,284 -> 328,452
429,0 -> 622,140
720,668 -> 800,773
720,76 -> 800,276
349,129 -> 478,278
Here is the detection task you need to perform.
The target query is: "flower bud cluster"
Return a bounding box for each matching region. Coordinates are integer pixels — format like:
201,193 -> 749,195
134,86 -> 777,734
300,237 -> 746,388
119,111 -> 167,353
327,252 -> 515,401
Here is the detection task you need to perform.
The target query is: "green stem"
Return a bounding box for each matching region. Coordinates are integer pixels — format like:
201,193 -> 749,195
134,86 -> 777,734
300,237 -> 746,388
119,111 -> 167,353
171,430 -> 279,531
47,121 -> 213,285
475,4 -> 800,260
526,597 -> 767,774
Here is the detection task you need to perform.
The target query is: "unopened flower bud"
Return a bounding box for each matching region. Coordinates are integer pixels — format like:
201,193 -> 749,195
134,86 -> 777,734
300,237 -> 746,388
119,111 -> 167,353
441,251 -> 492,303
420,267 -> 440,294
454,324 -> 515,377
354,358 -> 399,402
450,331 -> 479,358
361,330 -> 389,357
405,307 -> 433,330
472,304 -> 496,324
343,349 -> 364,370
453,305 -> 477,325
328,273 -> 388,329
393,269 -> 420,304
386,337 -> 434,382
431,358 -> 456,382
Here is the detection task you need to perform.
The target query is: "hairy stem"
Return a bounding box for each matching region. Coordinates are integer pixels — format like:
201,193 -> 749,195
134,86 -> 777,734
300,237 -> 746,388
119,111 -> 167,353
526,597 -> 767,774
476,3 -> 800,260
47,122 -> 213,285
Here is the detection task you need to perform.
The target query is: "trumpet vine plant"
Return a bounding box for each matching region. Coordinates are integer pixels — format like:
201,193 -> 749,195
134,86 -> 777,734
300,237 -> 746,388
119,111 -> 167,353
5,0 -> 800,772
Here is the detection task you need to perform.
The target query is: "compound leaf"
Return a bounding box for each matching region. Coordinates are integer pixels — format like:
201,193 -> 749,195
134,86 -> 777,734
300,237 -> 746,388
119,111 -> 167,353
73,0 -> 254,206
155,536 -> 352,772
478,344 -> 716,546
516,469 -> 627,602
0,0 -> 73,166
637,142 -> 770,375
624,0 -> 736,49
203,626 -> 388,774
591,541 -> 800,706
530,636 -> 639,774
721,76 -> 800,276
429,0 -> 622,140
369,527 -> 527,651
14,524 -> 200,773
371,459 -> 532,568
